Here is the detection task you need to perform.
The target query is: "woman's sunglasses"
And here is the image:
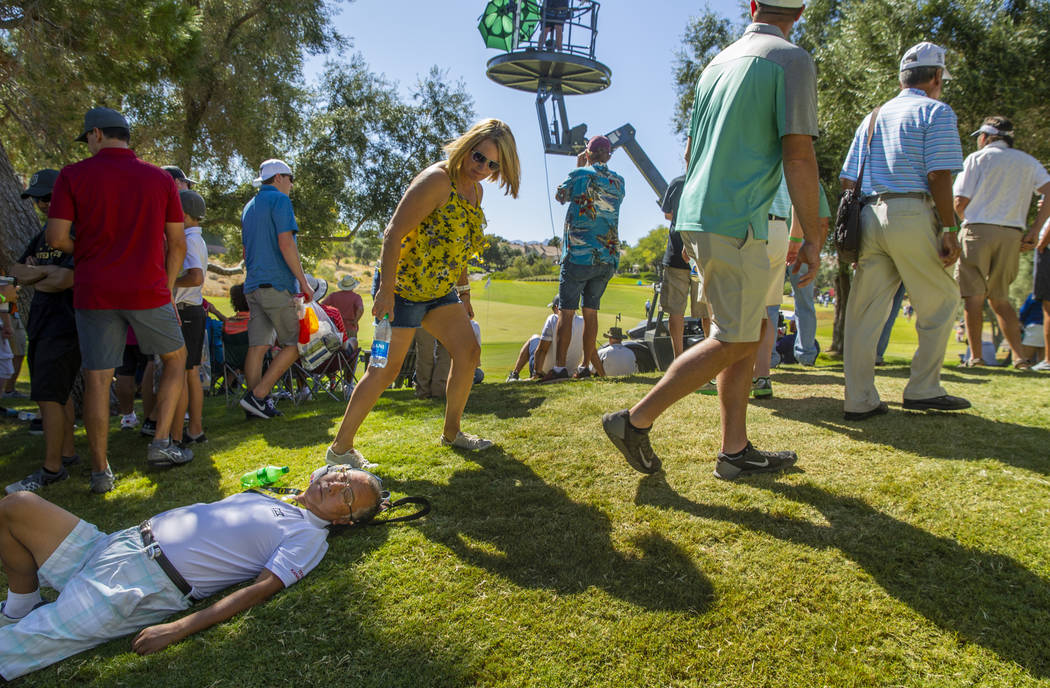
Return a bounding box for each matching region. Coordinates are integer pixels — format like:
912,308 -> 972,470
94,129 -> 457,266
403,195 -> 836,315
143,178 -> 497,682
471,150 -> 499,173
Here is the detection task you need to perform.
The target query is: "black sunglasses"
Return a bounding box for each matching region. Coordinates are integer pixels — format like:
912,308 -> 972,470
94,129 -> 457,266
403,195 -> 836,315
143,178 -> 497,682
35,195 -> 52,203
283,173 -> 294,183
471,150 -> 499,172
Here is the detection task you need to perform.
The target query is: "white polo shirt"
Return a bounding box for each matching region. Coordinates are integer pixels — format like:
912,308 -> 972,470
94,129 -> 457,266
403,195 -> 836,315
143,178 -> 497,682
151,491 -> 330,598
953,141 -> 1050,229
174,225 -> 209,306
537,313 -> 584,374
594,342 -> 638,376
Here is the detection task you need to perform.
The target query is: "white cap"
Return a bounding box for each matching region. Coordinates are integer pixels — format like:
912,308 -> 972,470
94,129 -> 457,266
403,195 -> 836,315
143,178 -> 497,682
971,123 -> 1013,138
252,159 -> 293,187
899,42 -> 952,80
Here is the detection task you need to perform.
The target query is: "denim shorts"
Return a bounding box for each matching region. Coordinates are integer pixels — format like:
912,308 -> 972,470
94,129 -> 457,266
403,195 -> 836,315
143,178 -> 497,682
558,261 -> 616,311
371,271 -> 461,329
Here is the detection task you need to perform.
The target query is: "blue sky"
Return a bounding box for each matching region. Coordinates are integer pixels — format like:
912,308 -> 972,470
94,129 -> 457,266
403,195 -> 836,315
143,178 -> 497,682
306,0 -> 745,246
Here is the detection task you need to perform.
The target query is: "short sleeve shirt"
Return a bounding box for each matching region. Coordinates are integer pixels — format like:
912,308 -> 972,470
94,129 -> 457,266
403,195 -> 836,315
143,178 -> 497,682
174,226 -> 208,306
537,312 -> 583,375
18,228 -> 76,340
241,185 -> 299,294
557,163 -> 625,266
150,491 -> 329,598
840,88 -> 963,194
677,23 -> 818,241
48,148 -> 183,310
952,141 -> 1050,229
321,290 -> 364,334
661,176 -> 690,269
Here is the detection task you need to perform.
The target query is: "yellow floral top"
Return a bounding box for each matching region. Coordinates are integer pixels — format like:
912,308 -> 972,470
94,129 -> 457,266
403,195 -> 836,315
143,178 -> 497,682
395,178 -> 486,302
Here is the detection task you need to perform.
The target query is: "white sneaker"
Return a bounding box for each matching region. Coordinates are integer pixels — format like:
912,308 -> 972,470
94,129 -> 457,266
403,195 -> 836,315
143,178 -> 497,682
120,413 -> 139,430
440,431 -> 494,451
1031,360 -> 1050,372
325,445 -> 377,469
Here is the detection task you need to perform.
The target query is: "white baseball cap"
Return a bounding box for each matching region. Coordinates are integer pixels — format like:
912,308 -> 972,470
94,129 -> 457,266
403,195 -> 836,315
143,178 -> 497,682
252,159 -> 293,187
899,42 -> 952,80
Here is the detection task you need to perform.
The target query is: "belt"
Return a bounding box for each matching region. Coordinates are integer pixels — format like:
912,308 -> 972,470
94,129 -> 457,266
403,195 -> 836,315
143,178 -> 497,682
140,520 -> 199,600
257,283 -> 273,289
869,192 -> 930,202
768,214 -> 787,222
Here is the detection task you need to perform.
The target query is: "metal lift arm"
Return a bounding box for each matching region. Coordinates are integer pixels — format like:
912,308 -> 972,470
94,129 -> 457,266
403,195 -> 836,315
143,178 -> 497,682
604,124 -> 668,200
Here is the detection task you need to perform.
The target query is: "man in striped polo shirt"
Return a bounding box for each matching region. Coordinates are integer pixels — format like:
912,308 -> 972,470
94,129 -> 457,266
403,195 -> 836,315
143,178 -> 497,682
603,0 -> 823,480
840,42 -> 970,420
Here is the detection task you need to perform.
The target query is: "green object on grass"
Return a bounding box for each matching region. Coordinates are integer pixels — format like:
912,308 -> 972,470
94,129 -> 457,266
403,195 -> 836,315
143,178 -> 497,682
240,465 -> 290,488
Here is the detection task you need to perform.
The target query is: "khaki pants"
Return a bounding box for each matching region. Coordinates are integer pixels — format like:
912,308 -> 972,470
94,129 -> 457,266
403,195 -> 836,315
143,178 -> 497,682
844,197 -> 959,413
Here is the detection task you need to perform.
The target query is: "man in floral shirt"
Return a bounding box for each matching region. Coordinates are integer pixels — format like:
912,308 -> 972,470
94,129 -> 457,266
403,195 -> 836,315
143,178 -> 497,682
545,135 -> 625,382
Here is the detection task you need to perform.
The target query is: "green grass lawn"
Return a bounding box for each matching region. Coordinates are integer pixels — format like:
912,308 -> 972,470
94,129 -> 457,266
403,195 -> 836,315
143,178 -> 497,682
1,282 -> 1047,687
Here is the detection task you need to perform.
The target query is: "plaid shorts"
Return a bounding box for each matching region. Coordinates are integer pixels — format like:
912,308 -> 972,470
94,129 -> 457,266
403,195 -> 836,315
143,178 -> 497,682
0,521 -> 191,680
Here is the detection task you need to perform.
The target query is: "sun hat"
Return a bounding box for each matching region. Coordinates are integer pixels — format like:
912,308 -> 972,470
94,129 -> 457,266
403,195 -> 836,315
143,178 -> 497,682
338,275 -> 359,291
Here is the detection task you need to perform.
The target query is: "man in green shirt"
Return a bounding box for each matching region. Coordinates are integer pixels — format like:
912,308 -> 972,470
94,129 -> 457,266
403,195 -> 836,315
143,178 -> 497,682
603,0 -> 823,480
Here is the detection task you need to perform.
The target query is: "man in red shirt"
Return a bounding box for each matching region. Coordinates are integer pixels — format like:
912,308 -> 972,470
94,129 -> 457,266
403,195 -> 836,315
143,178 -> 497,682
321,275 -> 364,351
46,107 -> 194,493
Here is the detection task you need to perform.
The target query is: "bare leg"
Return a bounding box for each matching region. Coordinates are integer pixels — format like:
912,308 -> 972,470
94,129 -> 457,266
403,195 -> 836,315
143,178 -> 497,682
753,314 -> 775,378
988,297 -> 1026,362
331,328 -> 417,453
38,401 -> 69,474
629,336 -> 758,429
581,307 -> 603,375
554,309 -> 574,368
5,357 -> 23,393
82,369 -> 114,473
170,374 -> 189,444
717,345 -> 761,454
424,304 -> 481,441
1043,301 -> 1050,364
61,400 -> 74,458
963,294 -> 985,362
114,375 -> 136,416
152,346 -> 187,441
0,493 -> 80,593
244,345 -> 267,392
251,345 -> 299,399
668,315 -> 685,358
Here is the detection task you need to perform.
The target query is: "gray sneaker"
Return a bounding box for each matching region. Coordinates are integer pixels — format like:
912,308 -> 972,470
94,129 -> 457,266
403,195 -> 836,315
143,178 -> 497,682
147,439 -> 194,468
5,467 -> 68,494
714,442 -> 797,480
440,431 -> 494,451
602,409 -> 661,474
325,445 -> 377,469
90,465 -> 115,494
751,377 -> 773,398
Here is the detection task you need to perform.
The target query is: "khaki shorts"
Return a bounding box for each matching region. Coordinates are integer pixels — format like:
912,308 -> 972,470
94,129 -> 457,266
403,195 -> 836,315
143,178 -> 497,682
246,287 -> 299,347
764,219 -> 790,307
956,223 -> 1023,300
660,266 -> 697,317
681,227 -> 768,342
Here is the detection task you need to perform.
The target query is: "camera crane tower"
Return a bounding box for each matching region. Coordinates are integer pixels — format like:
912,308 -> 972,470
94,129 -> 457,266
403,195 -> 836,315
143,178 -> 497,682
480,1 -> 668,199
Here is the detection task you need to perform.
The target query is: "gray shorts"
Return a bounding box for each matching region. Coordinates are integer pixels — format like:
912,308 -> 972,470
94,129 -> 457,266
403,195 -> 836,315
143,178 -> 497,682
75,305 -> 184,371
246,287 -> 299,347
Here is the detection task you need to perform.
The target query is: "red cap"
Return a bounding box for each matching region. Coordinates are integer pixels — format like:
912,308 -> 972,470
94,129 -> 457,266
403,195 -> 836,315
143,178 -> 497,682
586,135 -> 611,153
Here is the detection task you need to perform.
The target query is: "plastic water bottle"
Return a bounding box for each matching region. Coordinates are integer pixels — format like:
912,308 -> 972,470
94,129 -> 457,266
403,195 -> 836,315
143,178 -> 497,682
240,465 -> 290,488
370,314 -> 391,368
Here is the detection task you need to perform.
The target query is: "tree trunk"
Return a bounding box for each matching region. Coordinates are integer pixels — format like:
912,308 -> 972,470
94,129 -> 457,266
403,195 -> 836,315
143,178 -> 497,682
0,139 -> 42,269
828,259 -> 852,356
0,139 -> 46,319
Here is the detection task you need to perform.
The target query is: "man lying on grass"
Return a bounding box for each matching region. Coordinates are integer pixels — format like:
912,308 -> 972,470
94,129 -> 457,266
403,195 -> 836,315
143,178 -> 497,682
0,465 -> 383,680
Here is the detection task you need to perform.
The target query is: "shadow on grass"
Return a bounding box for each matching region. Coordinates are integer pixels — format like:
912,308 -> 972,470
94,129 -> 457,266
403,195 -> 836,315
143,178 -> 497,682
635,476 -> 1050,678
760,394 -> 1050,474
392,448 -> 713,613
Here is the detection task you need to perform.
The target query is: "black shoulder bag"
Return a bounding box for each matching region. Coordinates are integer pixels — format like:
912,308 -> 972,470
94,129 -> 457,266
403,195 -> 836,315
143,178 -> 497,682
834,106 -> 881,264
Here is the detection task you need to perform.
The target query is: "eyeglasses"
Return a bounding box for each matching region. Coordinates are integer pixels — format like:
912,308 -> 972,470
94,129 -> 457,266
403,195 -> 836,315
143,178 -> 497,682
283,174 -> 294,184
471,150 -> 499,173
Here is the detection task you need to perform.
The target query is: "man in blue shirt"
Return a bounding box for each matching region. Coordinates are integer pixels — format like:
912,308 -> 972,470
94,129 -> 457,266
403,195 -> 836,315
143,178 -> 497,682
839,42 -> 969,420
240,159 -> 313,419
545,135 -> 625,381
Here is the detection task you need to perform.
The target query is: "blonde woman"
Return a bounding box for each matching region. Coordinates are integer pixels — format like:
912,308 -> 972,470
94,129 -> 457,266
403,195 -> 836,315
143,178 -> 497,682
328,119 -> 521,466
